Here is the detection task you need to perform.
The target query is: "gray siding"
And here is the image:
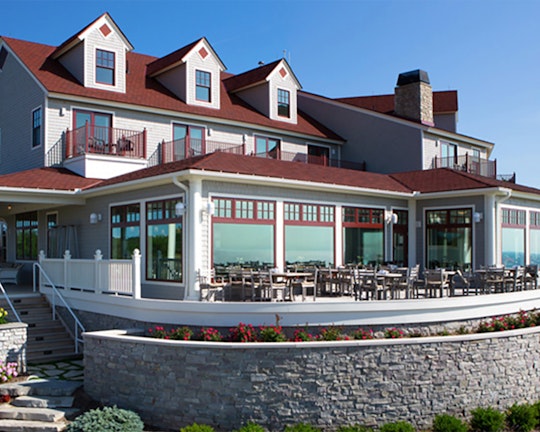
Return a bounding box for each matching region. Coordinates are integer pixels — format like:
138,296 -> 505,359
0,46 -> 45,174
299,94 -> 423,174
236,83 -> 270,118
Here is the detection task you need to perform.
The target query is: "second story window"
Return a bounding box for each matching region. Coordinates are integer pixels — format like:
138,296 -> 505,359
32,107 -> 42,148
278,89 -> 290,118
255,136 -> 280,159
96,49 -> 115,85
441,141 -> 457,168
196,70 -> 211,102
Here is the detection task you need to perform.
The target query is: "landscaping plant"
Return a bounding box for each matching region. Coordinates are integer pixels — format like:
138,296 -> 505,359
0,308 -> 8,324
469,407 -> 506,432
168,326 -> 193,340
379,420 -> 415,432
259,325 -> 287,342
229,322 -> 257,342
316,325 -> 350,341
0,362 -> 18,382
506,403 -> 538,432
337,425 -> 373,432
198,327 -> 223,342
66,405 -> 144,432
432,413 -> 468,432
179,424 -> 215,432
292,327 -> 315,342
284,423 -> 320,432
234,421 -> 266,432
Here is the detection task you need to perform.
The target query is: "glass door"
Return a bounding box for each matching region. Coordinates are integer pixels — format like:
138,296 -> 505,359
173,125 -> 205,160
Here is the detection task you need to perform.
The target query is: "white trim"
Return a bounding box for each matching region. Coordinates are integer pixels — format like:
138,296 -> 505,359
31,105 -> 43,151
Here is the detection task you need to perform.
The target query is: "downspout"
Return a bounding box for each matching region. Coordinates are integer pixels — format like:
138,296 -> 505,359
172,177 -> 191,299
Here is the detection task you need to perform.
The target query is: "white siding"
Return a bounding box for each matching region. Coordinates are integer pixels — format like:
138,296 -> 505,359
184,42 -> 222,110
58,43 -> 84,85
268,67 -> 298,124
235,83 -> 270,118
157,64 -> 187,102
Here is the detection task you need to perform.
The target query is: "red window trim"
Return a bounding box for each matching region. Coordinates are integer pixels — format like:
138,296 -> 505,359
531,211 -> 540,229
96,49 -> 115,86
212,198 -> 276,225
342,207 -> 384,229
195,70 -> 211,102
284,203 -> 335,227
502,208 -> 526,228
426,208 -> 472,228
277,88 -> 290,118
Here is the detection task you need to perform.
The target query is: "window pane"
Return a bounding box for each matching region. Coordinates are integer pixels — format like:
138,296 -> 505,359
96,49 -> 114,85
196,70 -> 211,102
213,223 -> 274,268
285,226 -> 333,267
344,227 -> 384,266
427,227 -> 472,270
147,223 -> 182,281
502,227 -> 525,267
530,230 -> 540,266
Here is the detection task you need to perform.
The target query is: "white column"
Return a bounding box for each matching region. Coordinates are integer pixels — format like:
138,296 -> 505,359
275,201 -> 284,271
408,199 -> 417,268
485,194 -> 496,267
334,205 -> 343,267
186,178 -> 202,300
132,249 -> 141,299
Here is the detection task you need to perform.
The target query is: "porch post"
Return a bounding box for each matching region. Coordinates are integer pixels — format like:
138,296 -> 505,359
408,199 -> 417,268
186,178 -> 202,300
63,250 -> 71,290
485,194 -> 496,266
94,249 -> 103,294
132,249 -> 141,299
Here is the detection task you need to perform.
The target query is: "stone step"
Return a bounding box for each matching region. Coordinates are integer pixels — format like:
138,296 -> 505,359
0,379 -> 82,398
0,418 -> 67,431
0,405 -> 66,422
11,395 -> 75,409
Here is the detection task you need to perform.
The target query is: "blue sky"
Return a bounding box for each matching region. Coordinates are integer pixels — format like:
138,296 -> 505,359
2,0 -> 539,186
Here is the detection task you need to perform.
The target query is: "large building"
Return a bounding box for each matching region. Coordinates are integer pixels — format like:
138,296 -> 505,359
0,12 -> 538,303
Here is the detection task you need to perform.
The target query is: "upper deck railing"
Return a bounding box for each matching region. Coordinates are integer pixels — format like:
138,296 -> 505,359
433,154 -> 497,178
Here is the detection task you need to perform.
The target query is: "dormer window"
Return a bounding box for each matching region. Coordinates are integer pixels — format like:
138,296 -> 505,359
196,70 -> 211,102
96,49 -> 115,85
278,89 -> 290,118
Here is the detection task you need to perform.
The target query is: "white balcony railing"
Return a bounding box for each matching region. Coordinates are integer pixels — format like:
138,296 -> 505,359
38,249 -> 141,299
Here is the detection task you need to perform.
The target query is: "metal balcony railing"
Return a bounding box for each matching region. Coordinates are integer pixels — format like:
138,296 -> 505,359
65,124 -> 146,159
433,154 -> 497,179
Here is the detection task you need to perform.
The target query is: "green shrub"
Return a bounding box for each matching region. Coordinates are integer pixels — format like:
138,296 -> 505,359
379,420 -> 415,432
179,424 -> 215,432
258,325 -> 287,342
234,421 -> 266,432
284,423 -> 320,432
433,413 -> 468,432
337,425 -> 373,432
66,405 -> 144,432
532,401 -> 540,424
470,407 -> 505,432
506,403 -> 537,432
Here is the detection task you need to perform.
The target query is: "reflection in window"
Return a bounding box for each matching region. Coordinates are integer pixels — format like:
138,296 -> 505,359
196,70 -> 211,102
16,211 -> 38,260
111,204 -> 140,259
426,208 -> 472,270
255,136 -> 280,159
501,208 -> 526,267
530,211 -> 540,266
392,210 -> 408,266
96,49 -> 115,85
146,199 -> 183,282
343,207 -> 384,266
277,89 -> 290,118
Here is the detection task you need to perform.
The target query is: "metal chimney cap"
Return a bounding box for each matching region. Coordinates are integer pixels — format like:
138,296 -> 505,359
396,69 -> 430,86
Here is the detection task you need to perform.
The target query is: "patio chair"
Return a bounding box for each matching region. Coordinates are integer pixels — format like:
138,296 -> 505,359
524,265 -> 538,290
422,269 -> 449,298
198,269 -> 226,302
503,266 -> 524,292
484,267 -> 505,293
355,269 -> 385,300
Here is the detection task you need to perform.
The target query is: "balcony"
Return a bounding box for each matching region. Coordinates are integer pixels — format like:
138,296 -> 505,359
66,125 -> 147,159
160,139 -> 366,171
434,154 -> 498,178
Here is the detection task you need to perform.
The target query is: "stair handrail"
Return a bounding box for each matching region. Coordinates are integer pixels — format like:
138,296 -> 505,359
33,262 -> 85,353
0,282 -> 21,323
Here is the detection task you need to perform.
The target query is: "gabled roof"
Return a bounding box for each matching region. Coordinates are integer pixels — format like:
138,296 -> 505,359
335,91 -> 458,115
1,37 -> 341,142
93,151 -> 412,194
146,37 -> 226,77
51,12 -> 133,59
224,58 -> 301,93
390,168 -> 540,195
0,167 -> 101,191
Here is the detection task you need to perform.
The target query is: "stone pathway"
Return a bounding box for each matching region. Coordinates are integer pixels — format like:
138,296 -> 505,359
27,359 -> 83,382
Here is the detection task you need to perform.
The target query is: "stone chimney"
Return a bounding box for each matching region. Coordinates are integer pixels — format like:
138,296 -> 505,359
394,69 -> 434,126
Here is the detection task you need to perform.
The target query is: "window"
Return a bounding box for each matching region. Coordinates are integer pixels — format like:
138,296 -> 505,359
96,49 -> 115,85
343,207 -> 384,266
16,211 -> 38,260
277,89 -> 290,118
441,141 -> 457,168
284,203 -> 334,267
213,198 -> 275,269
32,108 -> 42,148
530,211 -> 540,266
46,213 -> 58,258
307,145 -> 330,166
73,110 -> 112,153
146,198 -> 183,282
255,136 -> 280,159
195,70 -> 211,102
426,208 -> 472,270
111,204 -> 140,259
173,124 -> 205,159
501,208 -> 526,267
392,210 -> 409,266
0,47 -> 7,71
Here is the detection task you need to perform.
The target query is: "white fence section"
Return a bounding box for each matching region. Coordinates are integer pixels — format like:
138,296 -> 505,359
38,249 -> 141,299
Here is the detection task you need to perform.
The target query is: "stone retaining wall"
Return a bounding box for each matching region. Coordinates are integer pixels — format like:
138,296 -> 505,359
0,323 -> 26,372
84,327 -> 540,431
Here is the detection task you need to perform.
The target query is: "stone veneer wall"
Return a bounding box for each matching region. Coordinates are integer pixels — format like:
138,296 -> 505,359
0,323 -> 27,372
84,327 -> 540,432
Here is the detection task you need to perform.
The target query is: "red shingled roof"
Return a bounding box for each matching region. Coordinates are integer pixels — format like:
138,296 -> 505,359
2,37 -> 341,142
146,38 -> 201,77
335,91 -> 458,115
224,60 -> 282,92
0,167 -> 101,191
94,151 -> 412,193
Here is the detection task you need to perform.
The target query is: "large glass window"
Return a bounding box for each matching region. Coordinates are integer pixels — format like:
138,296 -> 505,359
46,213 -> 58,258
196,70 -> 211,102
213,198 -> 275,269
111,204 -> 140,259
173,124 -> 205,159
146,199 -> 183,282
441,141 -> 457,168
343,207 -> 384,266
426,208 -> 472,270
16,211 -> 38,260
530,211 -> 540,266
501,208 -> 526,267
255,136 -> 280,159
96,49 -> 115,85
32,107 -> 42,148
285,203 -> 334,267
277,89 -> 290,118
392,210 -> 409,266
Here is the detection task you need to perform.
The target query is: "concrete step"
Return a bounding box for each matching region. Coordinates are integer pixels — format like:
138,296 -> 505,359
12,395 -> 75,409
0,405 -> 66,422
0,418 -> 67,431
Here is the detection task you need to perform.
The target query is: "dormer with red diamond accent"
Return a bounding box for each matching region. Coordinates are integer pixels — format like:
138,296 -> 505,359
50,12 -> 133,93
224,59 -> 300,125
147,38 -> 225,110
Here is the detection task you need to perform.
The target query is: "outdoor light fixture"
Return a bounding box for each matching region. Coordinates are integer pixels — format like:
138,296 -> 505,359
385,211 -> 398,224
473,212 -> 483,223
205,201 -> 215,216
89,212 -> 102,224
175,202 -> 186,217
